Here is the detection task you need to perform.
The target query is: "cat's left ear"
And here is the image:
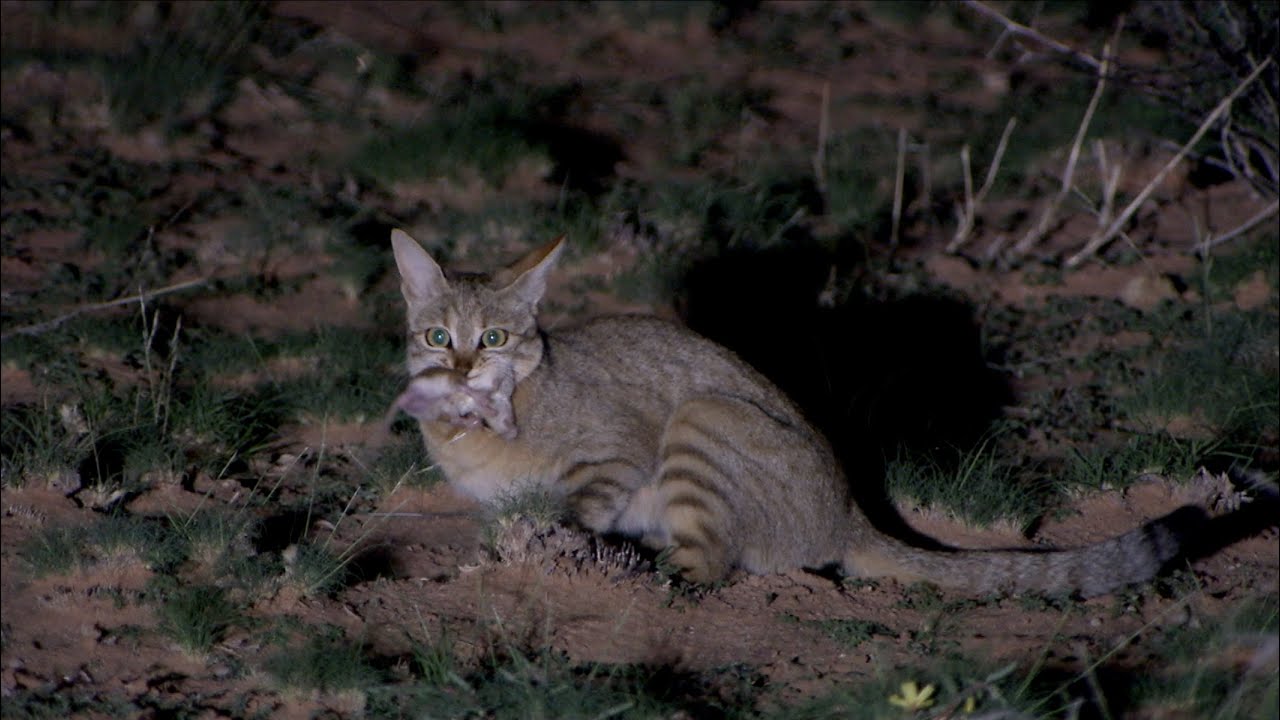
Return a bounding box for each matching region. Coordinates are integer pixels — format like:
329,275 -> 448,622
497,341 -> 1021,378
498,235 -> 565,307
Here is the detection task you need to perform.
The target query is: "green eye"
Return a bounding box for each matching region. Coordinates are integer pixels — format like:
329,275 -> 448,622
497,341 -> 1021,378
481,328 -> 508,348
425,327 -> 451,348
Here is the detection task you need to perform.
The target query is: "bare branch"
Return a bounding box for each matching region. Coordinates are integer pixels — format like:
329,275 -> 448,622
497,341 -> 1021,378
1066,57 -> 1274,268
961,0 -> 1102,71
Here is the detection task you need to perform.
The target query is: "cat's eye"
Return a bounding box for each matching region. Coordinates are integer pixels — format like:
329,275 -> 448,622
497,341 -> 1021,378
480,328 -> 508,348
424,327 -> 451,348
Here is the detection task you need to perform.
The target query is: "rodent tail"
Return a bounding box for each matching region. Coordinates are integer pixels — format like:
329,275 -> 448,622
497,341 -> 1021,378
842,506 -> 1207,598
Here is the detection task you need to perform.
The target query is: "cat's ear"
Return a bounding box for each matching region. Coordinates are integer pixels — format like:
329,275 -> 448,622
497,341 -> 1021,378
498,235 -> 565,307
391,229 -> 448,304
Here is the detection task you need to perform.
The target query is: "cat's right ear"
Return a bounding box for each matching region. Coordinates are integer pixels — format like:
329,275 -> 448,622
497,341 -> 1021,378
391,229 -> 448,304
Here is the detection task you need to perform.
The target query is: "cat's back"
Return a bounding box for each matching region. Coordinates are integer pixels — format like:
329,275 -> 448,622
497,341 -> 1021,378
546,315 -> 780,400
510,314 -> 805,440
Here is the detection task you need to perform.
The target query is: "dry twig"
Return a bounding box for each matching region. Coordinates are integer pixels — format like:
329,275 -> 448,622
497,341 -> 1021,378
1066,57 -> 1274,268
891,127 -> 907,247
813,80 -> 830,195
948,117 -> 1017,252
1012,24 -> 1120,257
0,277 -> 209,341
1196,200 -> 1280,256
961,0 -> 1102,71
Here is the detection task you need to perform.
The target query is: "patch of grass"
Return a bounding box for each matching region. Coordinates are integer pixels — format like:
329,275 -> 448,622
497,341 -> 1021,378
18,515 -> 180,576
85,514 -> 181,570
651,78 -> 771,166
1201,232 -> 1280,303
412,618 -> 460,688
769,659 -> 1031,720
351,117 -> 548,188
0,400 -> 92,489
157,584 -> 241,655
1065,431 -> 1216,491
1130,591 -> 1278,719
101,2 -> 265,132
1127,306 -> 1279,440
489,484 -> 567,527
349,70 -> 570,186
0,688 -> 139,720
263,628 -> 380,693
823,127 -> 899,237
598,168 -> 825,301
784,592 -> 1277,719
227,182 -> 319,270
17,524 -> 84,577
782,613 -> 894,649
391,647 -> 756,720
281,540 -> 350,598
170,506 -> 261,577
478,485 -> 571,567
365,431 -> 443,494
270,326 -> 403,423
884,429 -> 1054,530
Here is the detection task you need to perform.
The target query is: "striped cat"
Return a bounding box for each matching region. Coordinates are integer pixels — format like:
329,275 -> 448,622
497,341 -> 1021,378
390,229 -> 1201,597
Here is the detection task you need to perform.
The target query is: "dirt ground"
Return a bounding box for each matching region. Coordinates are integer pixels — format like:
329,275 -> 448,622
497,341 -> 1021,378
1,2 -> 1276,718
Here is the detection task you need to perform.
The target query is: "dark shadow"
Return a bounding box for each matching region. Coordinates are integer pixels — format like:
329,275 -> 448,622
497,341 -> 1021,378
525,120 -> 625,197
1182,481 -> 1280,564
675,240 -> 1014,541
254,508 -> 314,554
344,542 -> 399,583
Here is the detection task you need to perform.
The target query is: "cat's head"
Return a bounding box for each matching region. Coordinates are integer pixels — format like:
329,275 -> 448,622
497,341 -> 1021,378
390,229 -> 564,384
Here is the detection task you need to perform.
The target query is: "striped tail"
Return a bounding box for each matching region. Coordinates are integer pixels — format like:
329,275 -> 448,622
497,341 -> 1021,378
843,506 -> 1207,598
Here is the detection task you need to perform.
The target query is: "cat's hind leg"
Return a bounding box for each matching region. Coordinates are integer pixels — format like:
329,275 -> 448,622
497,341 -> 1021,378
561,459 -> 645,534
652,397 -> 748,584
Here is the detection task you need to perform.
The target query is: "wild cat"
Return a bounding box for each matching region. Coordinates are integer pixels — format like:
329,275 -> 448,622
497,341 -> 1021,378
390,229 -> 1202,597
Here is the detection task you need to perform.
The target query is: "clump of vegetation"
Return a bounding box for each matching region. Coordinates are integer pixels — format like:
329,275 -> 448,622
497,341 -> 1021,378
156,584 -> 242,655
782,613 -> 895,649
884,429 -> 1054,530
18,515 -> 180,576
349,70 -> 565,186
102,1 -> 266,132
263,628 -> 380,694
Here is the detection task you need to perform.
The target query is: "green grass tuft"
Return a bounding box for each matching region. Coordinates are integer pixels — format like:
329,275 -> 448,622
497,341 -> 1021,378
782,613 -> 895,649
101,2 -> 264,131
157,584 -> 241,655
884,429 -> 1055,530
348,71 -> 569,186
17,525 -> 85,577
264,629 -> 380,693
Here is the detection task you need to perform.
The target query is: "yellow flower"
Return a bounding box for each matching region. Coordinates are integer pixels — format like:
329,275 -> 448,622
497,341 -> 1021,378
963,695 -> 977,713
888,680 -> 936,711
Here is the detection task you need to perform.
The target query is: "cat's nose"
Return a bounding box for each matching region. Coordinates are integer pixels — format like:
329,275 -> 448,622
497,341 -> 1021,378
452,352 -> 475,373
